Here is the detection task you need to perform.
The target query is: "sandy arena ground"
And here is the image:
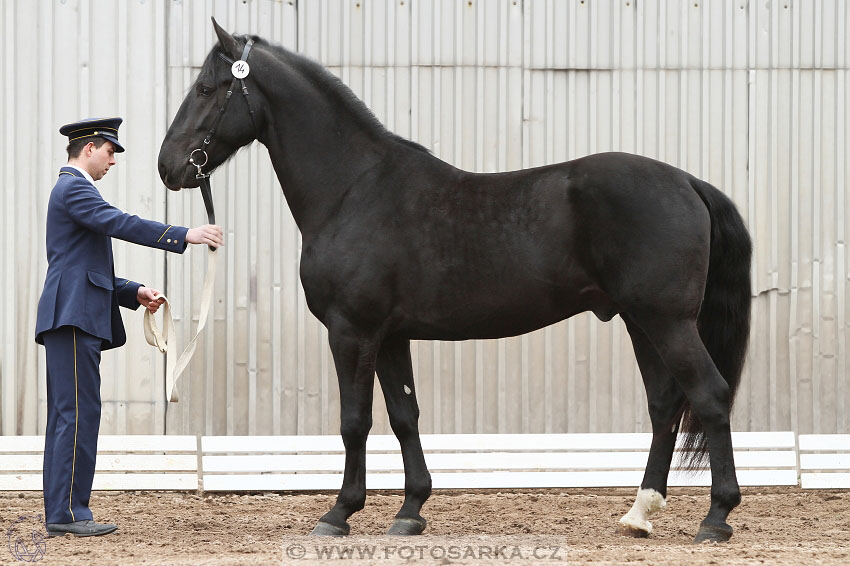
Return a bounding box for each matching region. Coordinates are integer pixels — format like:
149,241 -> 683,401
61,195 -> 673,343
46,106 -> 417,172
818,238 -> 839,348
2,486 -> 848,565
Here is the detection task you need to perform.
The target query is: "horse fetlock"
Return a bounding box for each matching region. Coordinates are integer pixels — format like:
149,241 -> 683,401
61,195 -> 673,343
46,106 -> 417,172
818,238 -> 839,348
710,485 -> 741,512
618,488 -> 667,537
337,493 -> 367,515
405,477 -> 432,502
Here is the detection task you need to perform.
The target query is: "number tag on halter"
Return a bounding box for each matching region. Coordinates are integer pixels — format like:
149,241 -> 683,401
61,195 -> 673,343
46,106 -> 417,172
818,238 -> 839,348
231,60 -> 250,79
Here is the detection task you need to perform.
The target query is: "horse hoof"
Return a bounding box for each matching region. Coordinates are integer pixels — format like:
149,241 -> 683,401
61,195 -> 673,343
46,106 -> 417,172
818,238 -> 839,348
617,488 -> 664,538
618,512 -> 654,538
387,517 -> 427,536
310,521 -> 350,537
616,522 -> 651,538
693,523 -> 733,544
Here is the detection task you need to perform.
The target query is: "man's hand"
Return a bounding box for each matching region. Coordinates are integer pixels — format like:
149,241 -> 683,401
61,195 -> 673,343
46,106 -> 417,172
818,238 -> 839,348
186,224 -> 224,249
137,286 -> 166,314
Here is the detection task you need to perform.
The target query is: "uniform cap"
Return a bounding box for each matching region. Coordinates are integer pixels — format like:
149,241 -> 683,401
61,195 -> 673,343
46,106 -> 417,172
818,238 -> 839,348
59,117 -> 125,152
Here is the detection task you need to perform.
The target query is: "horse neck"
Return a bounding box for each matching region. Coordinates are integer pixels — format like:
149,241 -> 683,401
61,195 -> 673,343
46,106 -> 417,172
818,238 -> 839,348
259,70 -> 401,238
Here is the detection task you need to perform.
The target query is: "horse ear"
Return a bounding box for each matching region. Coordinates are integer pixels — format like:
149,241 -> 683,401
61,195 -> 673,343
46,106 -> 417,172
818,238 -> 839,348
211,17 -> 240,59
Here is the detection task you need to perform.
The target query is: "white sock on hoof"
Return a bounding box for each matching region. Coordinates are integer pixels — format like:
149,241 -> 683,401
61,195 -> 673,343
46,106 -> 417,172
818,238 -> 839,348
618,488 -> 666,536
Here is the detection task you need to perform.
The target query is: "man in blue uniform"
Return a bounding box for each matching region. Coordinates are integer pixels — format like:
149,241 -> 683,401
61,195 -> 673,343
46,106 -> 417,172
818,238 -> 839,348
35,117 -> 224,537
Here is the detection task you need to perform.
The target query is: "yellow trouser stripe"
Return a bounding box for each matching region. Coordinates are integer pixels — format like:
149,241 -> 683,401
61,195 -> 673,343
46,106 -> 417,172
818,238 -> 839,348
69,328 -> 79,522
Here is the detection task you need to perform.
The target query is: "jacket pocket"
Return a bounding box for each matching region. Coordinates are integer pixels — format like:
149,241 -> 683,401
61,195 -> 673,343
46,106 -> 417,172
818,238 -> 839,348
87,270 -> 114,291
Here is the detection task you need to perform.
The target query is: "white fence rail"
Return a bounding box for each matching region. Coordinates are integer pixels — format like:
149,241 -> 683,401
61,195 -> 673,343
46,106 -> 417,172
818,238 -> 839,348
0,435 -> 198,491
1,432 -> 840,492
200,432 -> 798,491
799,434 -> 850,489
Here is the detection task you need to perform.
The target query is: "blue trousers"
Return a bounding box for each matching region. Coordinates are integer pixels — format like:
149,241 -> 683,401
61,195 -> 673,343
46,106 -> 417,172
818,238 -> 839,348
42,326 -> 102,524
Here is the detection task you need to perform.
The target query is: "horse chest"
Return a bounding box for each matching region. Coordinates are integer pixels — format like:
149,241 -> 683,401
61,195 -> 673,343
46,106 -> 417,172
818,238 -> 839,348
298,242 -> 393,322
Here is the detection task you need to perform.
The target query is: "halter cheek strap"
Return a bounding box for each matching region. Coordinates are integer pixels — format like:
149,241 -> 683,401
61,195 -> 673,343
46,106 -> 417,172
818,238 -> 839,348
188,38 -> 257,246
189,38 -> 258,183
218,41 -> 259,134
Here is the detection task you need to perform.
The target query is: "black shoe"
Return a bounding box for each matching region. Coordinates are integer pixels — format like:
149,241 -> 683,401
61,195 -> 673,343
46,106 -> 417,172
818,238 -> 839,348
46,520 -> 118,537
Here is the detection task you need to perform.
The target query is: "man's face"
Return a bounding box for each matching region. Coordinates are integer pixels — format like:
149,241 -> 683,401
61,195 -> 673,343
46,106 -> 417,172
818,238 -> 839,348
86,140 -> 117,181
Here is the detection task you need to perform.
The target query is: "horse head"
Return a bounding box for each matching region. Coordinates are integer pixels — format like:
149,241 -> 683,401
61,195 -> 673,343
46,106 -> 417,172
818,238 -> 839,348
158,18 -> 265,190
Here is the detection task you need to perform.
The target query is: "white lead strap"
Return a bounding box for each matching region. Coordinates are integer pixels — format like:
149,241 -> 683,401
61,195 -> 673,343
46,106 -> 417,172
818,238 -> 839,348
144,247 -> 218,402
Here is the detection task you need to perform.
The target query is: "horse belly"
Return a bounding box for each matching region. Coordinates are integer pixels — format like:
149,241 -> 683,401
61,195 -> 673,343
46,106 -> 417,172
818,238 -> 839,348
397,217 -> 614,340
403,278 -> 614,341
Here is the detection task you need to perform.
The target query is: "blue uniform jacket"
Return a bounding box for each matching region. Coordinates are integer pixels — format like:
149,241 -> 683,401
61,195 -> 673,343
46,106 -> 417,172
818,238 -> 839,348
36,166 -> 189,350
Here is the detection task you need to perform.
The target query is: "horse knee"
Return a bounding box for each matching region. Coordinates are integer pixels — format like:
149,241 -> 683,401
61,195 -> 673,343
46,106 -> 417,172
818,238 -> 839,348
389,414 -> 419,441
340,416 -> 372,448
647,400 -> 682,432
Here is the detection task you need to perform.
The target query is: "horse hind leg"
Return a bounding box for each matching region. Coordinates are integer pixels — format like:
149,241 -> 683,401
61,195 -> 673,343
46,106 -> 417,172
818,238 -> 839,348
631,316 -> 741,543
375,337 -> 431,535
618,317 -> 686,538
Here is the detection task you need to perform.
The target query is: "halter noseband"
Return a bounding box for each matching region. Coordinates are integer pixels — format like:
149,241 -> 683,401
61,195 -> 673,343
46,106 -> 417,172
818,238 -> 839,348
188,38 -> 258,247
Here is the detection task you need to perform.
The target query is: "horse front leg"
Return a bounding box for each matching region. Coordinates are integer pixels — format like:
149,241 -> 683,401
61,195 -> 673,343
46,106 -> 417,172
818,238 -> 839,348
376,337 -> 431,535
311,326 -> 379,537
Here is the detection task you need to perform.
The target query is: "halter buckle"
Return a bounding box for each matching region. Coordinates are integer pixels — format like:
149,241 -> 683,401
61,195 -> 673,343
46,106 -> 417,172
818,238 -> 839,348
189,149 -> 209,179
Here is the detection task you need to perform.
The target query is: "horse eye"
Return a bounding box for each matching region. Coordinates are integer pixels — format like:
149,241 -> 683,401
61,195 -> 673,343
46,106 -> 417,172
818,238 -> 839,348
197,85 -> 214,97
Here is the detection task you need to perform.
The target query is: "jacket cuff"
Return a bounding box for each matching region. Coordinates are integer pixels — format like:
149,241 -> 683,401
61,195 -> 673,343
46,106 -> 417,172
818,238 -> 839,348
156,225 -> 189,253
117,279 -> 144,310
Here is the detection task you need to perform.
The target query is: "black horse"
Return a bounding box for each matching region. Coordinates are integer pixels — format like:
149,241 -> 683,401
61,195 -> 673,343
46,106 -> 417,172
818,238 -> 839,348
159,20 -> 752,543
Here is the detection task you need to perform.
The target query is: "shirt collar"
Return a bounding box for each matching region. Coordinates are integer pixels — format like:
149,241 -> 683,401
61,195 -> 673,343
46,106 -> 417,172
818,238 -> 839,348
65,164 -> 95,184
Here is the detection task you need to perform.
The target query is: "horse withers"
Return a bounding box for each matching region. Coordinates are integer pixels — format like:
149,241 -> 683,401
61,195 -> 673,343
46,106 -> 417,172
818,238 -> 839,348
158,19 -> 752,543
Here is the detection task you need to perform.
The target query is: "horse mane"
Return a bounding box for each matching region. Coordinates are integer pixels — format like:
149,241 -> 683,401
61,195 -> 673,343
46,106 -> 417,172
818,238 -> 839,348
247,36 -> 431,155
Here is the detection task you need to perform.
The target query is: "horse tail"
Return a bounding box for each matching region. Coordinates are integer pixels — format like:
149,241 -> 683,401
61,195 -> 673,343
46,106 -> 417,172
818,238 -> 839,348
678,178 -> 752,469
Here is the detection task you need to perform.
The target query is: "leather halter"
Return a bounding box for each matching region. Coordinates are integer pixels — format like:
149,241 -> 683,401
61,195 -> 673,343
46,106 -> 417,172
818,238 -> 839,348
148,40 -> 259,403
188,38 -> 258,242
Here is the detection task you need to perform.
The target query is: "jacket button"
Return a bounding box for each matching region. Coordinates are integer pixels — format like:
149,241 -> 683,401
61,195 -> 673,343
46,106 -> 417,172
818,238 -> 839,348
166,238 -> 172,243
